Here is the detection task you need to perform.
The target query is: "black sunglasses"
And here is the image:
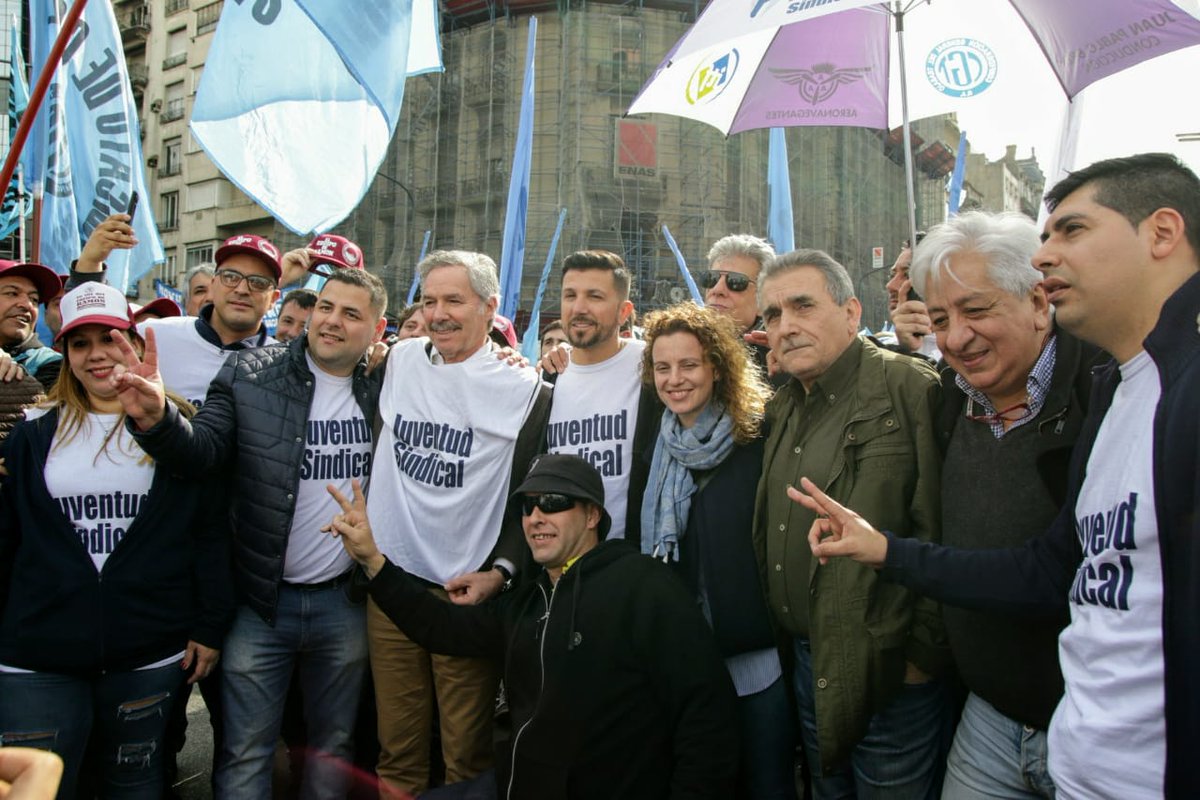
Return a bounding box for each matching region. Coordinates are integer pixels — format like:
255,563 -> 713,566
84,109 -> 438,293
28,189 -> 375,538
215,268 -> 276,293
521,493 -> 578,516
698,270 -> 756,293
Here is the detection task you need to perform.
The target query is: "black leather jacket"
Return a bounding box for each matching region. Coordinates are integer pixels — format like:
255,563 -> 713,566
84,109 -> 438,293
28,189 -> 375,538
131,337 -> 382,624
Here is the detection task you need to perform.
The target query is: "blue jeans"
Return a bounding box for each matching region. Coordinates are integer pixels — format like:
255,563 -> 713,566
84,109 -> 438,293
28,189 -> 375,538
739,675 -> 797,800
215,582 -> 367,800
0,662 -> 182,799
793,638 -> 947,800
941,693 -> 1055,799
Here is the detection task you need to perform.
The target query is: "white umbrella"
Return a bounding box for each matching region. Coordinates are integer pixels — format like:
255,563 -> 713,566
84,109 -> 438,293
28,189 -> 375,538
628,0 -> 1200,242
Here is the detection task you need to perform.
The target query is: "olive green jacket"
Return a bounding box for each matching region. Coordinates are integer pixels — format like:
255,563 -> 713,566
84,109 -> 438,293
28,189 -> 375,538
753,338 -> 949,772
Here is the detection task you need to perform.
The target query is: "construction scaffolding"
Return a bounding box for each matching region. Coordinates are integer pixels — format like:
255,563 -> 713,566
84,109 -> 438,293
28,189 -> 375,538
291,0 -> 1034,335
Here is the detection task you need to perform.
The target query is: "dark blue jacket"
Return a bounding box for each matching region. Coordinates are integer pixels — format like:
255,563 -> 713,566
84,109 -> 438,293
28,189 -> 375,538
882,271 -> 1200,798
0,407 -> 234,673
130,336 -> 382,624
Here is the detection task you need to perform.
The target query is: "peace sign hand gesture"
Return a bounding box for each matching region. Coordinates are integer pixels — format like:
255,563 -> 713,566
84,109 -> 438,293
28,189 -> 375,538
110,327 -> 168,430
325,479 -> 386,579
787,477 -> 890,568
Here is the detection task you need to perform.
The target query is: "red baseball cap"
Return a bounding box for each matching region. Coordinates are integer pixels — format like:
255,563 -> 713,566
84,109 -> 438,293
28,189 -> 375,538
131,297 -> 182,321
215,234 -> 282,282
490,315 -> 518,349
307,234 -> 365,276
0,260 -> 65,306
56,283 -> 135,342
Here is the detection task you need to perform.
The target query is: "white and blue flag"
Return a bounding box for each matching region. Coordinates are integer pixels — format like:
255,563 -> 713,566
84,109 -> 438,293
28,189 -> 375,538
191,0 -> 442,236
24,0 -> 164,289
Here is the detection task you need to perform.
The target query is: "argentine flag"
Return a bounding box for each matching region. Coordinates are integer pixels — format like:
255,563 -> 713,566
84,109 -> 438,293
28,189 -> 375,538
191,0 -> 442,235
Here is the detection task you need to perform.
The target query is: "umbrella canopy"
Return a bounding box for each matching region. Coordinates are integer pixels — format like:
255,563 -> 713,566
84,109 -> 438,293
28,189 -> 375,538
628,0 -> 1200,242
630,0 -> 1200,136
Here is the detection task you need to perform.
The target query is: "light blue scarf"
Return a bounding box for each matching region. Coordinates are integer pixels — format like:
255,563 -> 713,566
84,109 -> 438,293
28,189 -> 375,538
641,401 -> 735,562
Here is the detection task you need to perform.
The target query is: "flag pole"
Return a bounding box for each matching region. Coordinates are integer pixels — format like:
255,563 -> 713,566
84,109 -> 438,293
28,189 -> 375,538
0,0 -> 89,203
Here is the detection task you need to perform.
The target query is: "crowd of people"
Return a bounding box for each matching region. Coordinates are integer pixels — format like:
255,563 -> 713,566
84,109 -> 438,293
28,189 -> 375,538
0,150 -> 1196,800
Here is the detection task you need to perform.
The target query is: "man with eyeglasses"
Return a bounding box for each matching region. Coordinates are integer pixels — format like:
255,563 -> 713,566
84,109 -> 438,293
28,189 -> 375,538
327,453 -> 739,800
898,211 -> 1101,798
702,234 -> 774,334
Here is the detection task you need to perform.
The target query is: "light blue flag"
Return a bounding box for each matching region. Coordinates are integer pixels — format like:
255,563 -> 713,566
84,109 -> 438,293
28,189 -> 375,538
520,207 -> 567,361
191,0 -> 442,235
154,279 -> 184,306
9,19 -> 27,113
498,17 -> 538,320
24,0 -> 164,288
406,230 -> 433,305
947,130 -> 968,216
661,224 -> 703,305
767,128 -> 794,253
0,19 -> 31,240
23,0 -> 76,276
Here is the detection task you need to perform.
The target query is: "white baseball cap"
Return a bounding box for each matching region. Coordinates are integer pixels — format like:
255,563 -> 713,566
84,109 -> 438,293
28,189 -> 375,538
56,283 -> 135,343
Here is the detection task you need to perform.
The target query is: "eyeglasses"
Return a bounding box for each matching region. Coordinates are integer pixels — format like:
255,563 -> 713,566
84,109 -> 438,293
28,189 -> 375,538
521,493 -> 578,516
698,270 -> 756,293
966,401 -> 1031,427
215,269 -> 276,293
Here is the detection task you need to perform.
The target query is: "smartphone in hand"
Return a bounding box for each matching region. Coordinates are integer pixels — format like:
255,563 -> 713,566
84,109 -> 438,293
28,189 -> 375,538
125,191 -> 139,223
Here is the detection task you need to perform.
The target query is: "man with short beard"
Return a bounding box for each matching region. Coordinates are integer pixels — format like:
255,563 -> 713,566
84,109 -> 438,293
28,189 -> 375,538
544,251 -> 661,545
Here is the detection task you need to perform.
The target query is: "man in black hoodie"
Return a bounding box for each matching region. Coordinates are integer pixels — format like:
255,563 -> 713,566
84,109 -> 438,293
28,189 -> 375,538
328,453 -> 739,800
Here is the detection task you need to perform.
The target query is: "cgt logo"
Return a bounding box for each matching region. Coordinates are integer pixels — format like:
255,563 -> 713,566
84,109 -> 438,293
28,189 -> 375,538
926,39 -> 997,98
685,50 -> 740,106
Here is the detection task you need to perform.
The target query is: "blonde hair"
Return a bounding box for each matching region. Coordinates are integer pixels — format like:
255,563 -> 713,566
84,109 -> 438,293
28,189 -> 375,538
640,303 -> 769,444
43,328 -> 194,465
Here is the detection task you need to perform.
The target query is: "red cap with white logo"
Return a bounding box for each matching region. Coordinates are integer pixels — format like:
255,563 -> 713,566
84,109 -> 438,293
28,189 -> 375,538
307,234 -> 364,275
215,234 -> 282,281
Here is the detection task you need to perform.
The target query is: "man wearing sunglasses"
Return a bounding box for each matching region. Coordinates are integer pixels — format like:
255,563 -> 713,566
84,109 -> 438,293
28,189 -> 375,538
702,234 -> 774,335
328,453 -> 739,800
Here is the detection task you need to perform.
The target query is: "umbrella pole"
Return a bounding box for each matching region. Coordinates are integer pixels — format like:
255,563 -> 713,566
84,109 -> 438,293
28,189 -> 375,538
894,2 -> 919,249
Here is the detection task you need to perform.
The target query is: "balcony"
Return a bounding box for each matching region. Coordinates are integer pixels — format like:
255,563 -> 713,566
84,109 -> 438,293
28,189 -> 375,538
128,63 -> 149,91
166,0 -> 189,16
158,163 -> 182,178
120,4 -> 151,43
196,1 -> 224,36
160,99 -> 185,123
162,53 -> 187,71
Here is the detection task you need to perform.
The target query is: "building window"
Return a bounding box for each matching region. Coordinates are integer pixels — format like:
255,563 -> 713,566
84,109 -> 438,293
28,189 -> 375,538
166,0 -> 189,16
163,29 -> 187,70
196,1 -> 223,36
160,138 -> 181,177
160,192 -> 179,230
186,180 -> 218,212
161,81 -> 185,123
186,243 -> 215,268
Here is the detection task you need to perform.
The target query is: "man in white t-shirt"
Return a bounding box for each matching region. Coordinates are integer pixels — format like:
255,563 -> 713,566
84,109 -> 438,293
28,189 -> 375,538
544,250 -> 661,546
792,153 -> 1200,799
118,267 -> 390,798
367,250 -> 550,796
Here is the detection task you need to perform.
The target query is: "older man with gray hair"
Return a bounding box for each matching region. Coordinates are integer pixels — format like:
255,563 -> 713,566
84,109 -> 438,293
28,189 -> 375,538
753,248 -> 949,797
703,234 -> 775,333
366,250 -> 552,796
906,211 -> 1102,799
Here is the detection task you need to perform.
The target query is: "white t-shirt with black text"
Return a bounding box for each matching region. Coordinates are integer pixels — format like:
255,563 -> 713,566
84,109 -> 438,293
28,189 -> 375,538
1051,350 -> 1164,798
368,339 -> 542,585
44,412 -> 154,573
282,353 -> 370,584
547,339 -> 644,541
